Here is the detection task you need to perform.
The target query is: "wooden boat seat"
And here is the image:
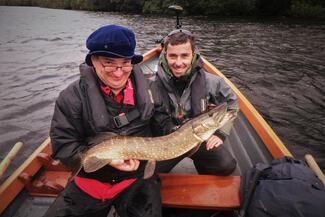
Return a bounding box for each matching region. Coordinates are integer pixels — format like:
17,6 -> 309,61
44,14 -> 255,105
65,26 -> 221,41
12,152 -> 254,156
22,154 -> 240,210
160,173 -> 240,210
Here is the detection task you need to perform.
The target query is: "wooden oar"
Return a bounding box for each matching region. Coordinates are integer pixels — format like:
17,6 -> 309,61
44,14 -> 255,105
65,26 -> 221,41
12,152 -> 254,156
0,142 -> 23,178
305,154 -> 325,187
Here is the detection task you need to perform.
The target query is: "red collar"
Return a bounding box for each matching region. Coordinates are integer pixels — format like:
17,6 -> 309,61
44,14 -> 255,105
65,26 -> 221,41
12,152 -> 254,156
100,79 -> 135,106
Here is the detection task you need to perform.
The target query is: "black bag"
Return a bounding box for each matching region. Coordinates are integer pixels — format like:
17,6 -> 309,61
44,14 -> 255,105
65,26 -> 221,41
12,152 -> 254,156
239,156 -> 325,217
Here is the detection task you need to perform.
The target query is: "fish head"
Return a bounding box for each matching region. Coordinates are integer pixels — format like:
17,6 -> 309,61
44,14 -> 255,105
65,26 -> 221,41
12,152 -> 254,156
192,103 -> 236,141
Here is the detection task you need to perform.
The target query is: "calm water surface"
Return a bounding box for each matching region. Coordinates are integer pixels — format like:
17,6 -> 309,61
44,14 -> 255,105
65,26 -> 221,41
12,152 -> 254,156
0,6 -> 324,181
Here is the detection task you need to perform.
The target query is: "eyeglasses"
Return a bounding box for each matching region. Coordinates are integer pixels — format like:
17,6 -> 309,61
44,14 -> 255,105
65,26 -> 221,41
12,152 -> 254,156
98,58 -> 133,73
103,65 -> 133,73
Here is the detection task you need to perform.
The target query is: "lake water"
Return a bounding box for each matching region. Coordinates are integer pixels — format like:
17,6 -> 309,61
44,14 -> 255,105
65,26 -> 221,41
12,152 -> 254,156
0,6 -> 324,182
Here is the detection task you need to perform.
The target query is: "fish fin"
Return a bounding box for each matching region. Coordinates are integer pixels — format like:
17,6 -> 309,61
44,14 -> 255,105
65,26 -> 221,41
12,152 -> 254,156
83,156 -> 111,173
86,132 -> 118,146
143,160 -> 156,179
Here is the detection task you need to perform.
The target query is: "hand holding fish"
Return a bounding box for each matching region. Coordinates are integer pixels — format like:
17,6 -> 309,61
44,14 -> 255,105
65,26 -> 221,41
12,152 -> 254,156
206,135 -> 223,150
109,159 -> 140,171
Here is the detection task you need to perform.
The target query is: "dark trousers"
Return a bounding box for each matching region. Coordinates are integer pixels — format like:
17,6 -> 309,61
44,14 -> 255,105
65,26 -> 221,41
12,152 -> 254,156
156,144 -> 237,175
43,174 -> 162,217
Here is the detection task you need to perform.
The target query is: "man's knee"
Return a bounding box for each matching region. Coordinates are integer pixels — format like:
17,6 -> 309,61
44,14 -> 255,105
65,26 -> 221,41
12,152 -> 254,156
215,157 -> 237,175
192,145 -> 237,175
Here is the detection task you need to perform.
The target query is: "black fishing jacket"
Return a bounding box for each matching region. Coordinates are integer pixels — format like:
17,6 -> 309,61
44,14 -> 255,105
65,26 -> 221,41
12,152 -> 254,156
50,63 -> 174,183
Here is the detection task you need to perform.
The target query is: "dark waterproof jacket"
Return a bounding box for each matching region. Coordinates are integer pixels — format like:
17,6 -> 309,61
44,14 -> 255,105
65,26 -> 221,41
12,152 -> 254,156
50,63 -> 174,183
156,54 -> 238,138
240,157 -> 325,217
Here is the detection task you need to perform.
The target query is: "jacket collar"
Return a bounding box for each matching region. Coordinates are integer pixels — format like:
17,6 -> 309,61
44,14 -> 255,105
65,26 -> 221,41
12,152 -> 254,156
78,63 -> 154,132
157,54 -> 203,92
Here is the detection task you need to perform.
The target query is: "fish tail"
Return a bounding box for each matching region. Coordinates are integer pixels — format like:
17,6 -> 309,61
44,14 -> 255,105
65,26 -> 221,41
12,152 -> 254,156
83,156 -> 111,173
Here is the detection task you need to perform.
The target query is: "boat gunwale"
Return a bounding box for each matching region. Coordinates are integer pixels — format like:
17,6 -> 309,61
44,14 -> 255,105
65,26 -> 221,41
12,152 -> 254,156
0,138 -> 51,214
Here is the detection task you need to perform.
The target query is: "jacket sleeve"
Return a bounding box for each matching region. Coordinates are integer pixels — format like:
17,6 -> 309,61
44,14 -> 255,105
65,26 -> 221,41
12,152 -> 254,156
148,80 -> 177,136
50,86 -> 88,169
214,76 -> 238,112
208,75 -> 239,138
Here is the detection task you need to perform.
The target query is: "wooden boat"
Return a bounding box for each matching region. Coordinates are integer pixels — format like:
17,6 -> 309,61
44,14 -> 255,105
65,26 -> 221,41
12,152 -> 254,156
0,45 -> 293,217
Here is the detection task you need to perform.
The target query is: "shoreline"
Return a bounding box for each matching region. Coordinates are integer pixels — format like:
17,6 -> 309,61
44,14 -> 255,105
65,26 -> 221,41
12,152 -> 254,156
0,0 -> 324,20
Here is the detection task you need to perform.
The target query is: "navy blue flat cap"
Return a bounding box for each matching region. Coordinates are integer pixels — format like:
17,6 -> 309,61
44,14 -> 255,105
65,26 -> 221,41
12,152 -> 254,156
85,25 -> 143,66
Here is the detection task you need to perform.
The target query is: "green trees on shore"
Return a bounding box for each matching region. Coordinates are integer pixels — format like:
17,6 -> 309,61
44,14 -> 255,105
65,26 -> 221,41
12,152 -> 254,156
1,0 -> 324,19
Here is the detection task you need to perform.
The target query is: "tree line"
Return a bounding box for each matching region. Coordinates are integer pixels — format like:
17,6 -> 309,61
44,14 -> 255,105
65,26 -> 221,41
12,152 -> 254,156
1,0 -> 324,19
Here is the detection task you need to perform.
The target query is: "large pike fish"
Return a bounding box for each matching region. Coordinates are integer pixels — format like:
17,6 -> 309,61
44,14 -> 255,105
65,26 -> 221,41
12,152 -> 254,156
82,104 -> 236,173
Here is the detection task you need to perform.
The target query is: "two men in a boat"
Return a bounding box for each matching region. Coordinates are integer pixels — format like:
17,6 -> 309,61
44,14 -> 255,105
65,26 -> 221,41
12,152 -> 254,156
46,24 -> 238,217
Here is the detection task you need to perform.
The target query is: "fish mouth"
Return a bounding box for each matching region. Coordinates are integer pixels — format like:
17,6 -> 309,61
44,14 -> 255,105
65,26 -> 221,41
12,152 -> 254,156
191,103 -> 235,141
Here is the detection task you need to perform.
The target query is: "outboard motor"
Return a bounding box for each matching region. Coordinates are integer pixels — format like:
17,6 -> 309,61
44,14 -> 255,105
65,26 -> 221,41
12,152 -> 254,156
168,5 -> 183,29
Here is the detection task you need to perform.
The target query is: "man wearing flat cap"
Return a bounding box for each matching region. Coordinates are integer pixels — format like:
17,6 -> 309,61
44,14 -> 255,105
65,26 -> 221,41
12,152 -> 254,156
45,25 -> 174,217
